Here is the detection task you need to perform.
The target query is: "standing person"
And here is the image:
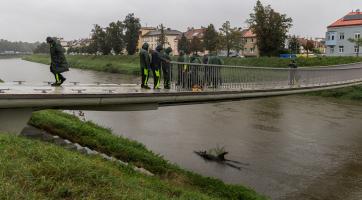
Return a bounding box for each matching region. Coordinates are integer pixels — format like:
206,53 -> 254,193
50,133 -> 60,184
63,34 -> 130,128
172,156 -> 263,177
203,54 -> 211,87
47,37 -> 69,86
139,43 -> 151,89
162,47 -> 173,89
208,51 -> 223,88
151,45 -> 170,89
190,52 -> 202,89
177,50 -> 187,87
288,60 -> 298,86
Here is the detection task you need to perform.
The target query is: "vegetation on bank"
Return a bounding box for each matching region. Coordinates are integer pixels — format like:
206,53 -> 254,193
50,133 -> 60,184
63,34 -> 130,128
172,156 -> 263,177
24,54 -> 362,75
29,110 -> 266,200
306,85 -> 362,100
0,134 -> 235,199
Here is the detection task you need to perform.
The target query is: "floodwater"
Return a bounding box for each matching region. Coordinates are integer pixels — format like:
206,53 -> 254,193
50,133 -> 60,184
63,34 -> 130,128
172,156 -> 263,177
1,58 -> 362,200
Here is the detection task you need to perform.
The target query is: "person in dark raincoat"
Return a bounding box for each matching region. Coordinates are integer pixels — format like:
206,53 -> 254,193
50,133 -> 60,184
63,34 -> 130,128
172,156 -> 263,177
139,43 -> 151,89
162,47 -> 173,89
177,50 -> 189,88
150,45 -> 170,89
288,60 -> 298,86
190,52 -> 202,89
46,37 -> 69,86
207,51 -> 223,88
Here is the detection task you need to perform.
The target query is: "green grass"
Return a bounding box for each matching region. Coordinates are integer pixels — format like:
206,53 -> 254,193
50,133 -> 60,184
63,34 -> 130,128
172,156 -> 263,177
29,110 -> 267,200
23,54 -> 140,75
306,85 -> 362,100
0,134 -> 233,199
24,55 -> 362,77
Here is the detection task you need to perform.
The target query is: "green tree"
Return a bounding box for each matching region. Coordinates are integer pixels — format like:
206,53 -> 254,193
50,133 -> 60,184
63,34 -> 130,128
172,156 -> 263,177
107,21 -> 125,55
288,35 -> 300,54
178,33 -> 190,54
348,38 -> 362,57
91,24 -> 111,55
33,42 -> 49,54
124,13 -> 141,55
219,21 -> 242,57
157,24 -> 168,47
247,0 -> 293,56
303,39 -> 315,58
190,36 -> 203,53
203,24 -> 219,52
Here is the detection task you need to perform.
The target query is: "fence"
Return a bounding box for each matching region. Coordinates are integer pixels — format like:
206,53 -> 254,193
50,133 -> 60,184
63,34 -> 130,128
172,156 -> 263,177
168,61 -> 362,91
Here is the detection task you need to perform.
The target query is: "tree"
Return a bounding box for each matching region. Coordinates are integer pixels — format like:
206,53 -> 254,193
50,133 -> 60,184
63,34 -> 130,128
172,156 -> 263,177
107,21 -> 125,55
91,24 -> 111,55
33,42 -> 49,54
190,36 -> 203,53
348,38 -> 362,57
303,39 -> 315,57
219,21 -> 242,57
247,0 -> 293,56
203,24 -> 219,52
178,33 -> 190,54
124,13 -> 141,55
288,35 -> 300,54
157,24 -> 168,47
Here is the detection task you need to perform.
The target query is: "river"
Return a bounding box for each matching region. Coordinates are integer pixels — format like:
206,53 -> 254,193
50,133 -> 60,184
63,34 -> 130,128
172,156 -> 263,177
1,58 -> 362,200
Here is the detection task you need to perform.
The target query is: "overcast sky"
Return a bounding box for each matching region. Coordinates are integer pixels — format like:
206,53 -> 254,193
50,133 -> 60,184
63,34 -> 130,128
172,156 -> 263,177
0,0 -> 361,42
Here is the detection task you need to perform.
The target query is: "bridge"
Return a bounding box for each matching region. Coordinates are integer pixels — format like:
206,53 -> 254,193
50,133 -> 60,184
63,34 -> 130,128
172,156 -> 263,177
1,61 -> 362,134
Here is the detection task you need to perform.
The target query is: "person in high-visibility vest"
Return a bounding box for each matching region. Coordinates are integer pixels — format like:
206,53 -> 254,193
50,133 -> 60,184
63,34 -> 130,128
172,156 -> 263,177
46,37 -> 69,87
150,45 -> 170,89
139,43 -> 151,89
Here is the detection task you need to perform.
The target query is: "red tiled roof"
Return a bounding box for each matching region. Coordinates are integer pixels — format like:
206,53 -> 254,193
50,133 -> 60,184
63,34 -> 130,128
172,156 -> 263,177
242,29 -> 256,38
183,28 -> 206,40
328,12 -> 362,28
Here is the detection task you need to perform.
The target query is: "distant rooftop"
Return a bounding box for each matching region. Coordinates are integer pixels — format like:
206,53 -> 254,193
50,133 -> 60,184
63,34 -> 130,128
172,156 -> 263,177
328,11 -> 362,28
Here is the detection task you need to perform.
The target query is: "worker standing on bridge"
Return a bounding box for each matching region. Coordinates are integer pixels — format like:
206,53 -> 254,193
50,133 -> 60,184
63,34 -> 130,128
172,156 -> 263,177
151,45 -> 170,89
288,60 -> 298,86
46,37 -> 69,87
140,43 -> 151,89
162,47 -> 173,89
207,52 -> 223,88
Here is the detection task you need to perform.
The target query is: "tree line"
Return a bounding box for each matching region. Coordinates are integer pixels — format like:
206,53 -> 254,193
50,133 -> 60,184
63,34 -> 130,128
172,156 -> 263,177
0,39 -> 39,53
68,13 -> 141,55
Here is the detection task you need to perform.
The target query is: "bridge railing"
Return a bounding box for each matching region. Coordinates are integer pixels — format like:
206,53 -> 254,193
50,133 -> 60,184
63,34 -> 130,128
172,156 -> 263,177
169,62 -> 362,91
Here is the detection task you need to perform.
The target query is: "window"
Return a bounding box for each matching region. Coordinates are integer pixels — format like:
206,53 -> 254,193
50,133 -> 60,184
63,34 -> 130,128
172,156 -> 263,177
355,46 -> 360,53
250,48 -> 255,53
331,35 -> 335,40
251,38 -> 254,43
339,46 -> 344,53
355,33 -> 361,39
330,47 -> 334,54
339,33 -> 345,40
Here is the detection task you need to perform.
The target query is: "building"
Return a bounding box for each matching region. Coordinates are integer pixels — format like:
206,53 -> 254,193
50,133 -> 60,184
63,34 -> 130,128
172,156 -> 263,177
241,29 -> 259,57
140,27 -> 182,55
326,10 -> 362,56
137,27 -> 157,51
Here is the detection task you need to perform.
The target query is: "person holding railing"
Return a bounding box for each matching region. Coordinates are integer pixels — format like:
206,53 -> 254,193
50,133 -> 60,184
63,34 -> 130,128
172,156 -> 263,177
177,51 -> 190,89
151,45 -> 170,89
190,52 -> 202,90
207,52 -> 223,88
162,47 -> 173,89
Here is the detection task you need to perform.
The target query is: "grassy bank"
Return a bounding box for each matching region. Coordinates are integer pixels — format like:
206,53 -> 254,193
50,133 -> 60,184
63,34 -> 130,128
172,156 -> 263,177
306,85 -> 362,100
29,110 -> 266,200
23,54 -> 140,75
0,134 -> 238,199
23,54 -> 362,76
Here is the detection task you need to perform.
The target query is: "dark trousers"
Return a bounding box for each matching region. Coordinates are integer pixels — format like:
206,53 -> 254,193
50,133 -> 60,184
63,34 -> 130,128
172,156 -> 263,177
152,67 -> 161,89
162,65 -> 171,88
52,72 -> 65,83
141,67 -> 150,87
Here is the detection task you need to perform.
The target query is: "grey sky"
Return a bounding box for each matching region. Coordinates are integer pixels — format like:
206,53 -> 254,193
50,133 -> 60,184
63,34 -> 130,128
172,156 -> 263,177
0,0 -> 361,42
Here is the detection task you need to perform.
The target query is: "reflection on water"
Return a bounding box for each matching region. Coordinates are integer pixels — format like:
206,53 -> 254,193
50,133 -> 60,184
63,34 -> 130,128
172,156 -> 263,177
2,58 -> 362,200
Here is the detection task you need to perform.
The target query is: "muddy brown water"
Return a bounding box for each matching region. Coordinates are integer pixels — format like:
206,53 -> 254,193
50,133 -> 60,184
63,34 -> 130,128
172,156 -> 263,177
1,58 -> 362,200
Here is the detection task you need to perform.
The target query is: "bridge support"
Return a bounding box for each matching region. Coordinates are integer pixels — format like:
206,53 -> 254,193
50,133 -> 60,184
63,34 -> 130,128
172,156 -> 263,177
0,109 -> 33,135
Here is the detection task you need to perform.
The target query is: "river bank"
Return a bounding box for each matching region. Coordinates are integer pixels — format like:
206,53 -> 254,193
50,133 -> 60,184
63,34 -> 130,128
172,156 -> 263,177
23,54 -> 362,75
27,110 -> 266,200
1,133 -> 259,200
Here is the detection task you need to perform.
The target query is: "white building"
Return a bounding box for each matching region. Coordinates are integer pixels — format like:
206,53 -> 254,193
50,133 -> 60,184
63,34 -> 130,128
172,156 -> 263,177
326,10 -> 362,56
141,29 -> 182,55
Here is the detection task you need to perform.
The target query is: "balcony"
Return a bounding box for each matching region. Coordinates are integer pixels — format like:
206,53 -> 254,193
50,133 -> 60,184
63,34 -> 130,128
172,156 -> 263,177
325,40 -> 336,46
